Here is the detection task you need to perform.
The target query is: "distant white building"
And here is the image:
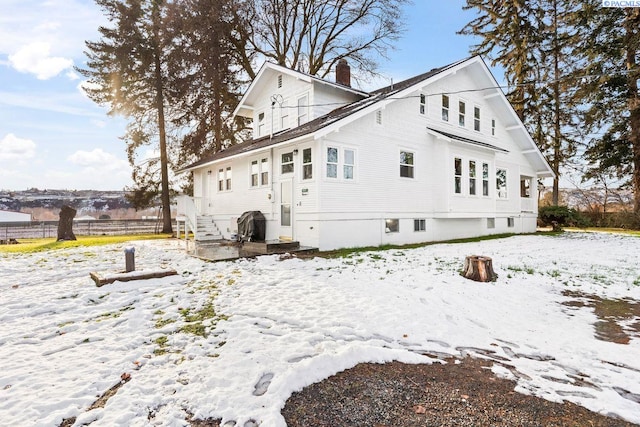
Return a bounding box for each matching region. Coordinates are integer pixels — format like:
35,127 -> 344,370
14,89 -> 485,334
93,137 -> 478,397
0,210 -> 31,222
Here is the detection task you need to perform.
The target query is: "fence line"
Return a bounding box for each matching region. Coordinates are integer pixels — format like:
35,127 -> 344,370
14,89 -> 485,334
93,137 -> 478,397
0,219 -> 176,240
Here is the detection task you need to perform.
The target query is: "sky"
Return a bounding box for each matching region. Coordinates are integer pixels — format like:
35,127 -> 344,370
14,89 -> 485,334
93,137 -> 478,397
0,0 -> 481,191
1,232 -> 639,425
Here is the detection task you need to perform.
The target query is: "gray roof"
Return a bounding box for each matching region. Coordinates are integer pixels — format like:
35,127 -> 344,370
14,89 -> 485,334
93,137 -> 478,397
182,58 -> 470,171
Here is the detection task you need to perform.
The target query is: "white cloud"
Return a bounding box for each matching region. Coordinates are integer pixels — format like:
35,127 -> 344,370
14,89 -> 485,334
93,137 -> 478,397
0,133 -> 37,161
8,42 -> 73,80
68,148 -> 125,168
66,70 -> 80,80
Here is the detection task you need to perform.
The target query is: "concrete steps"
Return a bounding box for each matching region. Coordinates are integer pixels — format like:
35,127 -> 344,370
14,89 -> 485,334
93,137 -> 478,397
195,216 -> 222,241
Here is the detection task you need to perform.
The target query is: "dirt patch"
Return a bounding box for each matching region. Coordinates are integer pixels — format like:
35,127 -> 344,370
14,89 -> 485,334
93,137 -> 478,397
562,290 -> 640,344
282,357 -> 637,427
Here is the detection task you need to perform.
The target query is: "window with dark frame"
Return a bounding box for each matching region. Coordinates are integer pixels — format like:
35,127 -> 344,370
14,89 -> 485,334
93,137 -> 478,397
454,157 -> 462,194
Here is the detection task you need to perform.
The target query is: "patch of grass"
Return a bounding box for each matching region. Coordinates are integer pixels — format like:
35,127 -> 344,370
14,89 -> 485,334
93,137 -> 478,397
177,303 -> 228,338
0,234 -> 172,254
565,227 -> 640,237
155,317 -> 176,328
153,335 -> 169,355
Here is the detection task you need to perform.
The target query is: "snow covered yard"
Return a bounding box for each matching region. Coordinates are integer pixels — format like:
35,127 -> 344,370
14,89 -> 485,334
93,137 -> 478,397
1,232 -> 639,426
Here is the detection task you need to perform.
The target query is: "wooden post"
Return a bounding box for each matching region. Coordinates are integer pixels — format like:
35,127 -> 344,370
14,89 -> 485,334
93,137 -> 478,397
462,255 -> 497,282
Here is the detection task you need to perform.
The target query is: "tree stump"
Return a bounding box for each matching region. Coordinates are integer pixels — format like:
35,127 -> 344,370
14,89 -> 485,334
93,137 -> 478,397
57,205 -> 77,241
462,255 -> 497,282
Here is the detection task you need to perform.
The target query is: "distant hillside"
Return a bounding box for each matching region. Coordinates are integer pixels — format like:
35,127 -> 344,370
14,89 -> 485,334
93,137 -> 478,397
0,189 -> 165,221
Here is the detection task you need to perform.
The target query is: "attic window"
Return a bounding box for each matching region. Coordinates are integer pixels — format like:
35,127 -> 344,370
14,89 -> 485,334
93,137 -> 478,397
491,118 -> 496,136
277,74 -> 283,88
442,95 -> 449,121
375,110 -> 382,125
258,112 -> 265,136
459,101 -> 466,127
474,106 -> 481,131
419,94 -> 426,115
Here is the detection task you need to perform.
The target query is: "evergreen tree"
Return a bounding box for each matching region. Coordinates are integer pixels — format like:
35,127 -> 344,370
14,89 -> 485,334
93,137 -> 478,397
459,0 -> 582,206
167,0 -> 250,166
78,0 -> 174,233
576,2 -> 640,215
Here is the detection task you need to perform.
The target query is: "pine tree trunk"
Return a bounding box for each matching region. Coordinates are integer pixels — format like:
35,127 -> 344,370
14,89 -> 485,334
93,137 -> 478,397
462,255 -> 496,282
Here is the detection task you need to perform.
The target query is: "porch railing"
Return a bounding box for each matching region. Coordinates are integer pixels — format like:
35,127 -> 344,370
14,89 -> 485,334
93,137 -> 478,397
176,195 -> 198,239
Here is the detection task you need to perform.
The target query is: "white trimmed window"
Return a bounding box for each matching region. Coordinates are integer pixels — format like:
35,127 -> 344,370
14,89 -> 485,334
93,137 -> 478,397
326,146 -> 356,180
491,118 -> 496,136
454,157 -> 462,194
474,106 -> 481,131
482,162 -> 489,196
507,217 -> 515,227
414,219 -> 426,232
496,168 -> 507,198
400,151 -> 414,178
442,95 -> 449,121
302,148 -> 312,180
277,74 -> 283,88
281,152 -> 294,174
257,112 -> 265,136
297,94 -> 308,126
458,101 -> 466,127
280,101 -> 289,130
225,166 -> 232,190
250,157 -> 269,187
420,94 -> 426,115
487,218 -> 495,229
469,160 -> 477,195
344,149 -> 355,180
326,147 -> 338,178
218,168 -> 224,191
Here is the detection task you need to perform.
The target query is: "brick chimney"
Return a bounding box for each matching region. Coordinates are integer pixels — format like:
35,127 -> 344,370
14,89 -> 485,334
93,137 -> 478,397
336,59 -> 351,87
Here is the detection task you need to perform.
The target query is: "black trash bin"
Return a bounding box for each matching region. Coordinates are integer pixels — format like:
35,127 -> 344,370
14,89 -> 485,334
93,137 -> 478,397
237,211 -> 266,242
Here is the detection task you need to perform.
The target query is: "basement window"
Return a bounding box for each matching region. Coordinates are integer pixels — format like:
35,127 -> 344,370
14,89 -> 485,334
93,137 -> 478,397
385,218 -> 399,233
414,219 -> 426,232
507,217 -> 515,227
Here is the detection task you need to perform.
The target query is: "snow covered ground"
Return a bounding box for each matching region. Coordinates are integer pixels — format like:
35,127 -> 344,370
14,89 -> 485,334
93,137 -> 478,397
1,232 -> 639,426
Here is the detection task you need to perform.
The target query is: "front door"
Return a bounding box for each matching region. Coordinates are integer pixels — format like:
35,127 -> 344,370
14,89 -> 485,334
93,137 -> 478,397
280,179 -> 293,240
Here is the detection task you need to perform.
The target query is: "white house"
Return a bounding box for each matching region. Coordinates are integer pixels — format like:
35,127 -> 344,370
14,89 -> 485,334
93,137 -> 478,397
180,56 -> 553,251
